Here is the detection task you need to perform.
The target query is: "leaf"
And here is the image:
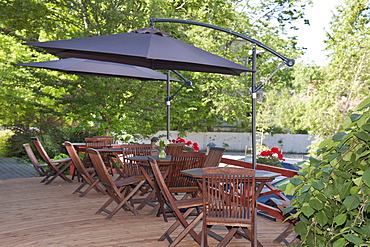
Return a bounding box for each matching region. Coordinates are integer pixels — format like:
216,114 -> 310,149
334,213 -> 346,225
354,131 -> 370,141
316,193 -> 327,202
316,210 -> 328,226
338,181 -> 352,199
301,184 -> 311,192
301,205 -> 315,217
312,180 -> 325,190
284,182 -> 296,195
362,123 -> 370,132
355,97 -> 370,111
294,221 -> 307,236
328,153 -> 341,162
343,195 -> 360,210
309,157 -> 321,167
350,113 -> 362,122
282,205 -> 295,215
363,169 -> 370,187
309,198 -> 324,210
343,234 -> 363,245
290,177 -> 303,186
333,238 -> 346,247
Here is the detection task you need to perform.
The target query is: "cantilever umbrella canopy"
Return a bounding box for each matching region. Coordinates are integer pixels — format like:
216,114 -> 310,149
24,28 -> 254,75
15,58 -> 181,82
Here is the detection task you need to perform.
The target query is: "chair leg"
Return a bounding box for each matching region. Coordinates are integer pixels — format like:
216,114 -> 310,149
106,180 -> 145,219
273,223 -> 298,246
159,208 -> 201,244
169,212 -> 203,247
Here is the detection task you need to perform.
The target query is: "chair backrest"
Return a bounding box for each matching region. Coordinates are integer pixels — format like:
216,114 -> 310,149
23,143 -> 46,176
203,147 -> 225,167
121,144 -> 153,176
148,157 -> 182,214
88,148 -> 116,191
64,141 -> 94,182
31,137 -> 55,167
93,136 -> 114,140
202,167 -> 256,225
165,143 -> 185,155
166,151 -> 206,188
84,137 -> 114,149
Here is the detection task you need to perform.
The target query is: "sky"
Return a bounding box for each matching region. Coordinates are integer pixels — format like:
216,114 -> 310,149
293,0 -> 341,66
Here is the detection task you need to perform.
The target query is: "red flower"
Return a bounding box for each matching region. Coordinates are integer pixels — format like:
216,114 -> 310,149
193,146 -> 200,151
186,141 -> 192,146
271,147 -> 279,153
278,153 -> 285,161
193,142 -> 198,147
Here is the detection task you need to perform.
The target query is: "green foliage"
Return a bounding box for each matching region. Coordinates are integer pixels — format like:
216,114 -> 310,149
282,97 -> 370,246
0,0 -> 308,154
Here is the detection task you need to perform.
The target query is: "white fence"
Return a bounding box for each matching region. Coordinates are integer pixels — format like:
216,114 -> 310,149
144,131 -> 316,153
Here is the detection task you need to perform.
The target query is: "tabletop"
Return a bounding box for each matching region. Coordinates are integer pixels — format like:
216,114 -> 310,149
96,148 -> 122,153
70,143 -> 122,148
181,167 -> 281,182
127,155 -> 172,165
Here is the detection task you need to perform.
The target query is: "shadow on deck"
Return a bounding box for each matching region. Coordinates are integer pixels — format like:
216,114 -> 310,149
0,176 -> 298,246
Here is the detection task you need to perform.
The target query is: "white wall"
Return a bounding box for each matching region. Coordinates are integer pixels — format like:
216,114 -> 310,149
148,131 -> 316,153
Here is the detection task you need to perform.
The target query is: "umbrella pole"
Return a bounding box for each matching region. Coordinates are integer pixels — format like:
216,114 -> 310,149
251,45 -> 257,170
167,70 -> 171,140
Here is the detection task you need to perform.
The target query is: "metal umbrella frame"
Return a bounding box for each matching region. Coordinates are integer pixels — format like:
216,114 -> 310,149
150,18 -> 295,170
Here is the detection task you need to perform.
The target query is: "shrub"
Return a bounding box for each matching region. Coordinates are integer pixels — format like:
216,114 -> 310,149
281,97 -> 370,246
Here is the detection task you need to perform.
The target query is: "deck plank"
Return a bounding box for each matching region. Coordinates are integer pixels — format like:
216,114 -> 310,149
0,177 -> 294,246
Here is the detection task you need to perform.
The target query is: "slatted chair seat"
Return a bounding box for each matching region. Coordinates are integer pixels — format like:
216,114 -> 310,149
64,141 -> 106,197
31,137 -> 73,185
88,148 -> 145,219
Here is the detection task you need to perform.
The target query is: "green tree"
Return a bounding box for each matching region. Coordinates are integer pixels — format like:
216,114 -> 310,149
0,0 -> 309,155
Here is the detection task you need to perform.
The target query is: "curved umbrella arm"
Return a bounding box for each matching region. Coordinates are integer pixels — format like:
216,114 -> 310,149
150,18 -> 295,67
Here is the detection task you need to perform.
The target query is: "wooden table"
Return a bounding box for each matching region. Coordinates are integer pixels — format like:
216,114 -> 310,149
181,167 -> 281,197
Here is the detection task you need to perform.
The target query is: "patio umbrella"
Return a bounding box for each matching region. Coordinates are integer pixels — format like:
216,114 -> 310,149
15,58 -> 183,138
23,28 -> 254,75
15,58 -> 181,82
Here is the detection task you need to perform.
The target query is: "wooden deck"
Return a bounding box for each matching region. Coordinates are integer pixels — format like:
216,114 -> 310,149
0,176 -> 295,246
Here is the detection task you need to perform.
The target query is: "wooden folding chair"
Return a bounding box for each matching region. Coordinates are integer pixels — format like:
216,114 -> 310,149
148,157 -> 203,246
120,144 -> 153,179
166,151 -> 206,196
83,137 -> 114,168
88,148 -> 145,219
64,141 -> 106,197
165,143 -> 185,155
203,147 -> 225,167
31,137 -> 73,185
201,167 -> 260,247
23,143 -> 50,177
